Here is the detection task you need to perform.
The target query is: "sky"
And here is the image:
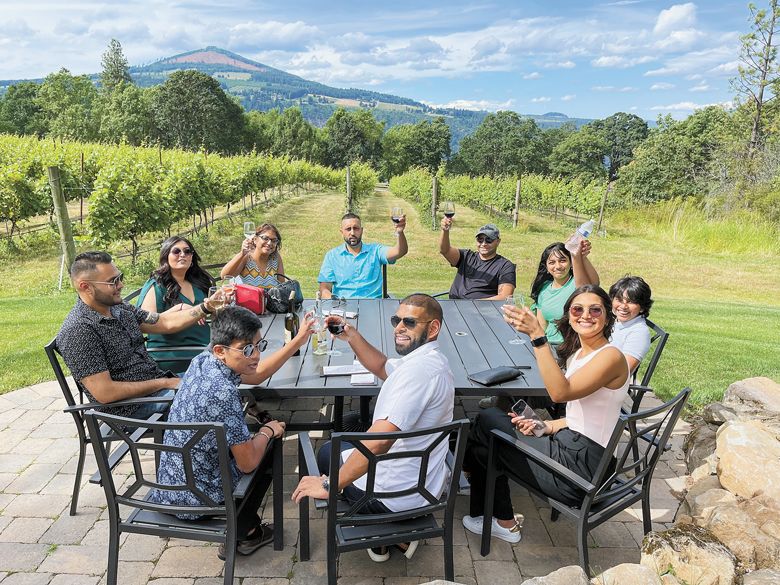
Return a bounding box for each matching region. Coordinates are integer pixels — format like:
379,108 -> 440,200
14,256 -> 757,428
0,0 -> 751,121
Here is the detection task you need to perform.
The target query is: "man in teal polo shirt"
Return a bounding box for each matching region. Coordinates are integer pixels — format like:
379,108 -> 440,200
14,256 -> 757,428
318,212 -> 408,298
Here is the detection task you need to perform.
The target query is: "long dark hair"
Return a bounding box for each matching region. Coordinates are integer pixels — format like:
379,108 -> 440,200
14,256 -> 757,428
554,284 -> 615,365
151,236 -> 215,307
609,276 -> 653,318
530,242 -> 573,302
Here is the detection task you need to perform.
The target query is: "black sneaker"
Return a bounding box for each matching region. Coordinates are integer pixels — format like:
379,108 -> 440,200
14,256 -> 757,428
217,523 -> 274,560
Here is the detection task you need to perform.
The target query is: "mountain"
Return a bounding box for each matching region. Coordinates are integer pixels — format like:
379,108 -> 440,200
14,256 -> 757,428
1,47 -> 596,148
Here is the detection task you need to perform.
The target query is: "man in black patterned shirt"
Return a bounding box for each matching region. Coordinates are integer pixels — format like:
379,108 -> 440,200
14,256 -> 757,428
56,251 -> 219,418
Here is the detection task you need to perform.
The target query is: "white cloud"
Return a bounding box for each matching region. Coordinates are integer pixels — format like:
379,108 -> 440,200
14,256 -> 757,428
470,36 -> 504,62
650,100 -> 731,111
422,98 -> 515,111
690,82 -> 710,92
708,60 -> 739,75
650,82 -> 675,90
592,85 -> 637,92
531,96 -> 551,103
644,46 -> 737,77
653,28 -> 705,51
523,71 -> 541,79
543,60 -> 575,69
654,3 -> 696,36
561,94 -> 576,101
591,55 -> 654,68
227,21 -> 320,52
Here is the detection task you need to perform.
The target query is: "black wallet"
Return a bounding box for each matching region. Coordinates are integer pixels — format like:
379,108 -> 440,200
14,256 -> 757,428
467,366 -> 523,386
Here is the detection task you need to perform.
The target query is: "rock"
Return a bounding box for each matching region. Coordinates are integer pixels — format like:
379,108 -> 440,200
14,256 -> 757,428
716,421 -> 780,499
677,475 -> 727,521
521,565 -> 589,585
743,568 -> 780,584
702,403 -> 738,425
659,575 -> 682,585
683,423 -> 718,480
704,501 -> 780,571
592,563 -> 661,585
688,488 -> 738,524
724,377 -> 780,414
640,524 -> 737,585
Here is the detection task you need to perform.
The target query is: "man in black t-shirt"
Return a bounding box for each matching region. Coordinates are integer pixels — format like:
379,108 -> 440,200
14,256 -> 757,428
438,221 -> 516,300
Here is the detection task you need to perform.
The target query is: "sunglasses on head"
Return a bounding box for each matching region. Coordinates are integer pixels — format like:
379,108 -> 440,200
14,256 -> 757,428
390,315 -> 433,328
222,339 -> 268,358
569,305 -> 604,318
476,235 -> 495,244
171,247 -> 193,256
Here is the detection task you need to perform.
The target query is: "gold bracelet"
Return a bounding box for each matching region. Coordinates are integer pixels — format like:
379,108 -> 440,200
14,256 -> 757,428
257,430 -> 273,441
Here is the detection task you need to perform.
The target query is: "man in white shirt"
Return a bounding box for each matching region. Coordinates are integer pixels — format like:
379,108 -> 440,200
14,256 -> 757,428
292,293 -> 454,562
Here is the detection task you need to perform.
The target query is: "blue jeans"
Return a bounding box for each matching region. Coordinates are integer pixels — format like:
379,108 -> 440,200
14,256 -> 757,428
132,387 -> 176,419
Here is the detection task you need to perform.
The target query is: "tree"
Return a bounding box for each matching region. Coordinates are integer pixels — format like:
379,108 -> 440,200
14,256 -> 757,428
548,126 -> 608,182
244,110 -> 275,153
269,107 -> 319,160
100,39 -> 132,93
0,82 -> 47,136
589,112 -> 649,180
380,117 -> 451,178
96,82 -> 152,145
323,108 -> 384,168
381,124 -> 416,178
149,70 -> 246,154
35,68 -> 99,141
451,111 -> 545,178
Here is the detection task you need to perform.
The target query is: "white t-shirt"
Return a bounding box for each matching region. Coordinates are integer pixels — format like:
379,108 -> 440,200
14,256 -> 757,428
349,340 -> 455,511
565,344 -> 629,447
610,315 -> 651,366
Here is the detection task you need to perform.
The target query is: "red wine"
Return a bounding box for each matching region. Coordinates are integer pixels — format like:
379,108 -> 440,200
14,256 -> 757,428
328,322 -> 345,335
444,212 -> 455,218
391,216 -> 402,224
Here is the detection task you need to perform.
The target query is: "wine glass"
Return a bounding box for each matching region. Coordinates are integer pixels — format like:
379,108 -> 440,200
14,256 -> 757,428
325,297 -> 346,356
243,221 -> 256,240
503,290 -> 528,345
441,201 -> 455,219
221,278 -> 236,305
391,206 -> 403,237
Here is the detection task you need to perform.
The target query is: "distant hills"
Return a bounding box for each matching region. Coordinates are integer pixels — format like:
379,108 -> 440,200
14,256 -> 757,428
1,46 -> 596,148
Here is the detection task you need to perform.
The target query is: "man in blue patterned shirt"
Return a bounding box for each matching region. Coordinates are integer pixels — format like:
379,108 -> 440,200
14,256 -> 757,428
151,305 -> 312,560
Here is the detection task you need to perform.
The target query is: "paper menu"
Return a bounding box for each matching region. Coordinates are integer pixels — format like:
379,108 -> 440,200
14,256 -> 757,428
350,373 -> 376,385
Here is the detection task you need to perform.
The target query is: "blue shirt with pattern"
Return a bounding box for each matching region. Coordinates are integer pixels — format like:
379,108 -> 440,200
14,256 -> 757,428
149,350 -> 250,518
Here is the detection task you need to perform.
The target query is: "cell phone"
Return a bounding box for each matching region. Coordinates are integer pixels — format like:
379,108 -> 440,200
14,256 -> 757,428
511,399 -> 547,437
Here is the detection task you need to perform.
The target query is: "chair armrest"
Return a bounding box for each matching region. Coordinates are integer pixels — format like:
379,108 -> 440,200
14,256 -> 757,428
63,395 -> 174,414
298,432 -> 327,510
431,291 -> 449,299
233,464 -> 261,500
491,429 -> 597,493
146,346 -> 208,354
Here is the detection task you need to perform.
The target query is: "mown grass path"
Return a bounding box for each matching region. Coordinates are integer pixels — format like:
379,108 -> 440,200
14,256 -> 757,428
1,187 -> 777,409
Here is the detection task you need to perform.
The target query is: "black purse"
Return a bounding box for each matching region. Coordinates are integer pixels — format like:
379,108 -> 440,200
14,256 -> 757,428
467,366 -> 523,386
266,274 -> 304,313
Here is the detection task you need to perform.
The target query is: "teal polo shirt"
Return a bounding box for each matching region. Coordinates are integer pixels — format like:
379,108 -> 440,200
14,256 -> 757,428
317,242 -> 393,298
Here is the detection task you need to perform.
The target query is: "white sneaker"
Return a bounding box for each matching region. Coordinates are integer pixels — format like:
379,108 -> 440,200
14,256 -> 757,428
462,515 -> 521,544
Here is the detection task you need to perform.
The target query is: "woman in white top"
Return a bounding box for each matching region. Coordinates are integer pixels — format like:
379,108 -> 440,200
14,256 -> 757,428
462,284 -> 629,544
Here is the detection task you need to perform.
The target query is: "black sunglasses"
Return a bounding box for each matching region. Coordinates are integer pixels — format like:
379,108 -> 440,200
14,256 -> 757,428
171,247 -> 193,256
476,235 -> 495,244
390,315 -> 434,328
222,339 -> 268,358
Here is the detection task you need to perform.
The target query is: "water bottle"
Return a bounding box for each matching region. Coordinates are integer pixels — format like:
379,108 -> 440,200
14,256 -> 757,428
565,219 -> 595,253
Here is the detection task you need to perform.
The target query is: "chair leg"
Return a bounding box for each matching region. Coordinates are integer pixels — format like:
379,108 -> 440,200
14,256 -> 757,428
444,515 -> 454,580
576,520 -> 589,575
223,540 -> 236,585
106,516 -> 120,585
550,508 -> 560,522
298,444 -> 310,561
327,536 -> 338,585
272,440 -> 283,551
70,441 -> 86,516
641,485 -> 653,534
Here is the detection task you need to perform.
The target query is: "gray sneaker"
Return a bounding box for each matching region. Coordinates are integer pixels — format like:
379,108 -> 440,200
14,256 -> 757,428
478,396 -> 497,409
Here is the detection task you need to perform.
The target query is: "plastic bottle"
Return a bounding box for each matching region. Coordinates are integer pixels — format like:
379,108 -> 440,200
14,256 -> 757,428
565,219 -> 595,253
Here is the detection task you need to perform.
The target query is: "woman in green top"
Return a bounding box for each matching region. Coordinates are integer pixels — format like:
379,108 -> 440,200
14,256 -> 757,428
138,236 -> 216,373
530,240 -> 599,345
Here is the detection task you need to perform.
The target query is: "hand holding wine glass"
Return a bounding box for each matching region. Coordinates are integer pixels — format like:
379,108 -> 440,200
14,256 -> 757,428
243,221 -> 256,239
503,290 -> 529,345
391,207 -> 404,237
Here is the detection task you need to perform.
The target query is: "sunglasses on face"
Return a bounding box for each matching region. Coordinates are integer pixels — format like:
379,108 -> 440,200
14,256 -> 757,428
88,272 -> 124,289
476,235 -> 495,244
171,247 -> 193,256
223,339 -> 268,358
257,235 -> 279,245
569,305 -> 604,319
390,315 -> 433,328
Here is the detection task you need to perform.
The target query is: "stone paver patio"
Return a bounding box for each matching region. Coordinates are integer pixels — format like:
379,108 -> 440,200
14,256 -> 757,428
0,380 -> 691,584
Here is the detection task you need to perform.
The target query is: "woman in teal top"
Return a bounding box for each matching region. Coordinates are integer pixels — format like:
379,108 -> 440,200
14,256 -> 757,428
138,236 -> 216,373
530,240 -> 600,345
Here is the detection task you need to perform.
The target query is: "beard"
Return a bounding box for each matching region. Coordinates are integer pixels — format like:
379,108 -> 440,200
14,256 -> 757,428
344,234 -> 362,247
395,324 -> 430,356
93,286 -> 122,307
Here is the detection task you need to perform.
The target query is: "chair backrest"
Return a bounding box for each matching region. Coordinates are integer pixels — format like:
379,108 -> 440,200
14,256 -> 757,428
636,318 -> 669,387
84,410 -> 236,520
328,419 -> 469,524
44,337 -> 81,408
588,387 -> 690,509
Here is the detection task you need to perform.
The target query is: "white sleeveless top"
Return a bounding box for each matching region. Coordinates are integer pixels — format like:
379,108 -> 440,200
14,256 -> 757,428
564,344 -> 630,447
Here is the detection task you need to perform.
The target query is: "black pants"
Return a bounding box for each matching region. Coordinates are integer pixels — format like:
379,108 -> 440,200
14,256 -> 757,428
317,440 -> 392,514
464,408 -> 608,520
235,439 -> 277,539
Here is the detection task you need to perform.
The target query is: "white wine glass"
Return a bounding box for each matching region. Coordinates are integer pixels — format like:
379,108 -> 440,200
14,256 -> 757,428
503,290 -> 528,345
243,221 -> 256,240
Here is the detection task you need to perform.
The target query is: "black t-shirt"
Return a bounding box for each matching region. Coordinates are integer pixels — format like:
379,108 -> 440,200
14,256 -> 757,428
448,249 -> 516,299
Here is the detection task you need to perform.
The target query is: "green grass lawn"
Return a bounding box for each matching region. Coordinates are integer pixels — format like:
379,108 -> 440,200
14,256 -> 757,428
2,187 -> 778,412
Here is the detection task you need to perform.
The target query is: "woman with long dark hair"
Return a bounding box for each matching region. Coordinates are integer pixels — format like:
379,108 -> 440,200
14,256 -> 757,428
462,285 -> 629,544
138,236 -> 216,372
529,240 -> 599,346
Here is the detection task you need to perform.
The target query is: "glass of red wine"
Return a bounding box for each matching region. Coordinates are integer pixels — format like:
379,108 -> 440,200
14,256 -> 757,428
442,201 -> 455,219
391,206 -> 403,237
325,297 -> 346,355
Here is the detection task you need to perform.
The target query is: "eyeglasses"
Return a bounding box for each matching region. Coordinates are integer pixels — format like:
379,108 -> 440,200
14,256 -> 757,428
171,247 -> 193,256
222,339 -> 268,358
258,235 -> 279,245
88,272 -> 124,289
476,235 -> 495,244
390,315 -> 434,328
569,305 -> 604,319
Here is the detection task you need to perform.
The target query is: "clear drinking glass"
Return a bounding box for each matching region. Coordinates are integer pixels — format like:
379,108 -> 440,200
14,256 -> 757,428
391,206 -> 403,237
243,221 -> 256,239
325,297 -> 346,356
442,201 -> 455,219
221,278 -> 236,305
503,290 -> 527,345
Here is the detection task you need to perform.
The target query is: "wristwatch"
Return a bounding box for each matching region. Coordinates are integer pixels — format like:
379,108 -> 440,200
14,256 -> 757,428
201,302 -> 213,315
322,476 -> 330,492
530,335 -> 548,347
